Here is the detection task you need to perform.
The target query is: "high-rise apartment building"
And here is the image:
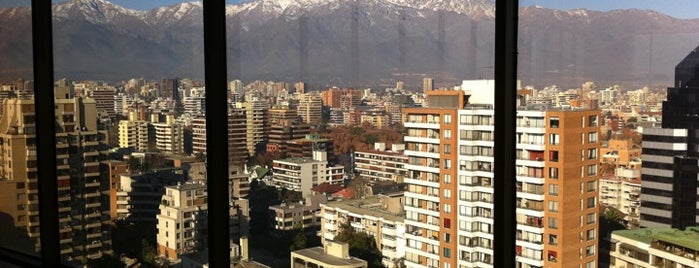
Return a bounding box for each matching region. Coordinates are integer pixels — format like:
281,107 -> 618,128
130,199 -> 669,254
0,91 -> 113,262
423,77 -> 434,94
151,114 -> 184,155
401,84 -> 600,268
160,78 -> 180,100
118,119 -> 149,151
236,100 -> 269,156
354,142 -> 408,182
298,93 -> 323,125
85,85 -> 117,119
156,182 -> 208,261
320,87 -> 363,109
191,110 -> 248,166
641,46 -> 699,229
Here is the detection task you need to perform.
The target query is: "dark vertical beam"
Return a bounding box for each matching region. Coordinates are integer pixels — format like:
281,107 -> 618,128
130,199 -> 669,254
32,0 -> 59,265
493,1 -> 517,268
203,0 -> 230,267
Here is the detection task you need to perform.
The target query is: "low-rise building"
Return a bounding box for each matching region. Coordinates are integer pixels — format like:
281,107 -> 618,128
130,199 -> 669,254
291,241 -> 367,268
320,194 -> 406,268
270,194 -> 327,232
272,151 -> 344,197
610,226 -> 699,268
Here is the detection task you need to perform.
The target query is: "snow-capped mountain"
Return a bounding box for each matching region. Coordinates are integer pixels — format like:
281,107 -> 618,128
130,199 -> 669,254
2,0 -> 699,88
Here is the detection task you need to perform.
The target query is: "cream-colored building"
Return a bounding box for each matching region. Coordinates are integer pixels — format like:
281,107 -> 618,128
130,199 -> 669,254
297,93 -> 323,125
235,100 -> 269,156
354,143 -> 407,182
320,195 -> 406,268
156,183 -> 208,261
270,194 -> 327,231
600,167 -> 641,228
151,114 -> 184,155
272,151 -> 344,197
610,226 -> 699,268
291,241 -> 368,268
118,119 -> 149,151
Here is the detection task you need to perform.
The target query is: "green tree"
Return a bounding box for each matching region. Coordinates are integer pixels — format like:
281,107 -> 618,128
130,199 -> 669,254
290,230 -> 308,251
600,207 -> 627,239
335,224 -> 384,268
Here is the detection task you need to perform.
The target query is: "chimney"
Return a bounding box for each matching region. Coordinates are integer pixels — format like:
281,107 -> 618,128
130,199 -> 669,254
240,236 -> 249,261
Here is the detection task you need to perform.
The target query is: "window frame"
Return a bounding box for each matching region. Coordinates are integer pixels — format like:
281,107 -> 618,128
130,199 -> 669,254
24,0 -> 521,267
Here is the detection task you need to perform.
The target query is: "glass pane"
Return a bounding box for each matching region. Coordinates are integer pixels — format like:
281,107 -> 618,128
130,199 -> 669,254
228,1 -> 495,268
49,0 -> 206,265
0,0 -> 39,257
519,1 -> 697,268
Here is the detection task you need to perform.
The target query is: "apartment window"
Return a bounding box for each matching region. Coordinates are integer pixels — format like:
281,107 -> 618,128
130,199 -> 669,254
587,164 -> 598,176
444,218 -> 451,229
549,151 -> 559,162
589,116 -> 598,127
586,261 -> 596,268
444,247 -> 451,258
444,159 -> 451,170
548,234 -> 558,245
586,229 -> 596,240
548,217 -> 558,229
549,117 -> 560,128
588,132 -> 598,143
586,245 -> 596,256
548,250 -> 558,262
586,181 -> 597,192
587,148 -> 597,160
444,204 -> 451,214
444,129 -> 452,140
444,189 -> 451,199
549,133 -> 559,145
587,197 -> 596,209
444,114 -> 452,124
548,184 -> 559,196
548,201 -> 559,212
444,144 -> 451,155
444,174 -> 451,184
586,213 -> 596,224
549,167 -> 558,179
444,233 -> 451,242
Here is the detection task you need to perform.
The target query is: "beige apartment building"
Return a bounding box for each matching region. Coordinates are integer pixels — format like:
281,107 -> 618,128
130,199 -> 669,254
156,182 -> 208,261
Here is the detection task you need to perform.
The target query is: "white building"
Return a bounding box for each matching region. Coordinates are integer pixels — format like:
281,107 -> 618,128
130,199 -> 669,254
152,114 -> 184,155
353,143 -> 408,182
320,195 -> 406,268
600,167 -> 641,227
272,151 -> 344,197
156,183 -> 208,261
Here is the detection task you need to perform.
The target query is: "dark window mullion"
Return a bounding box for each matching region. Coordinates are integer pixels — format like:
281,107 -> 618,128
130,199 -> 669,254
203,0 -> 231,267
493,1 -> 518,267
31,0 -> 60,266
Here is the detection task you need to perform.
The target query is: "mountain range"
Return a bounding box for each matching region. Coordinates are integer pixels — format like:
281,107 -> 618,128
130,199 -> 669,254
1,0 -> 699,89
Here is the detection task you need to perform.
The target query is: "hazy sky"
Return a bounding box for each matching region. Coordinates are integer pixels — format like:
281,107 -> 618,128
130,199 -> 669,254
3,0 -> 699,19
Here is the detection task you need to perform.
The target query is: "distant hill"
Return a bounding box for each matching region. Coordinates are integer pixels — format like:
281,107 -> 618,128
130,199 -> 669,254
1,0 -> 699,89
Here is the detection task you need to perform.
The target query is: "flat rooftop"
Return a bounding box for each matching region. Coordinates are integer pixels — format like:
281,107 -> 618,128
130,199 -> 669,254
614,226 -> 699,251
292,247 -> 366,266
323,196 -> 404,222
276,157 -> 324,164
